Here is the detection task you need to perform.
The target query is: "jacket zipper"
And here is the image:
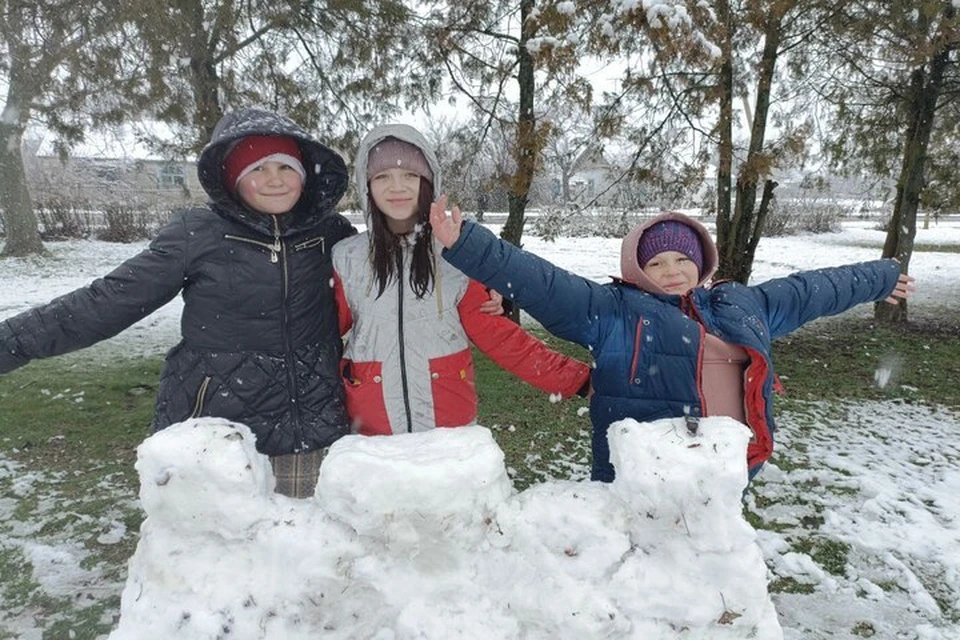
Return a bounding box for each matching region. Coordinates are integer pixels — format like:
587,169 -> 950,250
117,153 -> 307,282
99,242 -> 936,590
224,233 -> 282,263
628,317 -> 644,384
681,294 -> 716,419
396,251 -> 414,433
293,236 -> 325,252
274,217 -> 303,446
189,376 -> 212,419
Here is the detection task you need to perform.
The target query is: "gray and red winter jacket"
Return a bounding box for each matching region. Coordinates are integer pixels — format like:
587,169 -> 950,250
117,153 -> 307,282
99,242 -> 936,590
332,124 -> 590,435
0,108 -> 356,456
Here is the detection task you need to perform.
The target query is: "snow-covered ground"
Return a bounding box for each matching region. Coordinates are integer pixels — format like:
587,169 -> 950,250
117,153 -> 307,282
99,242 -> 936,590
1,216 -> 959,639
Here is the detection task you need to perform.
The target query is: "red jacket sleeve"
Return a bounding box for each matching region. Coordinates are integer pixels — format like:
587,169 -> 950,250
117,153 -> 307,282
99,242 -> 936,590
333,270 -> 352,336
458,279 -> 590,398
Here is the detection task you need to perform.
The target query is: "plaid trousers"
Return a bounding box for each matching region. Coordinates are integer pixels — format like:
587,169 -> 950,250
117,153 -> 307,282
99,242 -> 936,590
269,448 -> 328,498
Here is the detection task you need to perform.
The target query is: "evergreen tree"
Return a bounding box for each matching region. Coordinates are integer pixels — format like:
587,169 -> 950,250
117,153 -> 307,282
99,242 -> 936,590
586,0 -> 837,283
132,0 -> 425,156
819,0 -> 960,323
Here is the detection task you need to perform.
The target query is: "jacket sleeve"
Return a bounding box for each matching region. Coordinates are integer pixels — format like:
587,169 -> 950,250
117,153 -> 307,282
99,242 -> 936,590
442,221 -> 617,349
0,214 -> 191,374
753,259 -> 902,339
333,270 -> 353,336
458,279 -> 591,398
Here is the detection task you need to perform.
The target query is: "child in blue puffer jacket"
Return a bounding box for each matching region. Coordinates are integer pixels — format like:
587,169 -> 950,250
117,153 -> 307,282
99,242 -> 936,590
429,201 -> 915,483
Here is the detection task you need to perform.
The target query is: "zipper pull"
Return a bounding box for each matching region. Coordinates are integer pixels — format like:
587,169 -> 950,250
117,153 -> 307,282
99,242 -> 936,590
271,218 -> 282,263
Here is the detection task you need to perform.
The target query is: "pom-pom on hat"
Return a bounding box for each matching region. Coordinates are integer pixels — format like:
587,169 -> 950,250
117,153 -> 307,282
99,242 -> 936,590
366,137 -> 434,184
637,220 -> 704,274
224,135 -> 306,191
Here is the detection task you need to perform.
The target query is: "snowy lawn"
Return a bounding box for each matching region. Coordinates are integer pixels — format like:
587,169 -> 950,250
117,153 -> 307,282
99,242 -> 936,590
1,215 -> 959,639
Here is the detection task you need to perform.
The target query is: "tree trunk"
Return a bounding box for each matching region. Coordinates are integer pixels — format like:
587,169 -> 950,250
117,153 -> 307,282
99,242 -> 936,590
177,0 -> 223,153
0,100 -> 45,257
716,9 -> 783,284
713,0 -> 734,268
501,0 -> 537,250
876,47 -> 948,323
499,0 -> 541,323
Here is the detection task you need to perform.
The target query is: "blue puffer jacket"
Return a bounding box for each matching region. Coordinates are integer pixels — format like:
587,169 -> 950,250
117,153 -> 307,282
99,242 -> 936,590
442,217 -> 902,482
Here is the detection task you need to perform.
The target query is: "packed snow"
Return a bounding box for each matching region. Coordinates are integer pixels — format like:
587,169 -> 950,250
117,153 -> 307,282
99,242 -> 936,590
1,214 -> 959,639
111,417 -> 779,639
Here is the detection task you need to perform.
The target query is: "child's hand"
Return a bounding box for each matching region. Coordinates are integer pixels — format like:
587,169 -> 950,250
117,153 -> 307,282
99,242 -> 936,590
429,194 -> 463,249
884,273 -> 916,304
479,289 -> 504,316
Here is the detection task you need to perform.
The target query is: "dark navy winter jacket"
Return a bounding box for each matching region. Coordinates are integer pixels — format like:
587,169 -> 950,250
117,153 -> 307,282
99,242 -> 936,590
0,109 -> 356,456
442,220 -> 902,482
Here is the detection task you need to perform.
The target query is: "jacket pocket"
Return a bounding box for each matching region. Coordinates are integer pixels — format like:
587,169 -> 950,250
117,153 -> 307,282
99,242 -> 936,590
429,348 -> 477,428
189,375 -> 213,419
341,359 -> 391,435
293,235 -> 326,252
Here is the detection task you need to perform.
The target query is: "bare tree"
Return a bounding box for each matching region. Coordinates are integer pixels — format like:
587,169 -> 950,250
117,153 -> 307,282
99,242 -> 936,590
418,0 -> 592,250
0,0 -> 142,257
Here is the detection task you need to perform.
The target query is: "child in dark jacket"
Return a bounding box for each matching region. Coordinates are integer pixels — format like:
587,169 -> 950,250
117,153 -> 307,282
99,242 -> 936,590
429,202 -> 915,483
0,108 -> 356,498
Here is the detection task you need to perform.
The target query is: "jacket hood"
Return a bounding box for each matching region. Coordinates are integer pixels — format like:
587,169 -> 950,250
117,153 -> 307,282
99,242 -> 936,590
619,212 -> 719,295
353,124 -> 443,226
197,108 -> 349,236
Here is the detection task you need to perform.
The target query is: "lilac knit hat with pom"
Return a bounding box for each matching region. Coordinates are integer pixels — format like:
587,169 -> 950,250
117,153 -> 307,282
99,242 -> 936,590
637,220 -> 704,273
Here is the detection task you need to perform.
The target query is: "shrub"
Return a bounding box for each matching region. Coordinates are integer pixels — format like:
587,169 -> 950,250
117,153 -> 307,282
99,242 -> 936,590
531,208 -> 655,240
35,198 -> 93,240
97,203 -> 152,243
763,197 -> 844,237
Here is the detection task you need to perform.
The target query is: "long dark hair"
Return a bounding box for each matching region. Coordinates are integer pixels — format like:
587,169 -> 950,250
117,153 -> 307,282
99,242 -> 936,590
369,179 -> 436,299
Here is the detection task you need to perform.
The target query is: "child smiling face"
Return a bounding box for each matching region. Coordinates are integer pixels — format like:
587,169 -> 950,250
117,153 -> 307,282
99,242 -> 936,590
641,250 -> 701,295
235,160 -> 304,215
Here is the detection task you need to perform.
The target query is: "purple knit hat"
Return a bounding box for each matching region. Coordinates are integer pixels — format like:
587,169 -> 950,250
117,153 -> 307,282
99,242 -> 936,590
637,220 -> 704,273
366,137 -> 434,184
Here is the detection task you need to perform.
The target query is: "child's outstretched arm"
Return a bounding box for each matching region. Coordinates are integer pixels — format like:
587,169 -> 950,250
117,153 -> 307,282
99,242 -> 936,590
457,279 -> 591,399
0,215 -> 190,374
754,259 -> 909,338
430,195 -> 616,350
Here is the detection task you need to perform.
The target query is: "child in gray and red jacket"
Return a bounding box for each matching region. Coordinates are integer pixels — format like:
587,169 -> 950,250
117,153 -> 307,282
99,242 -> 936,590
332,124 -> 590,436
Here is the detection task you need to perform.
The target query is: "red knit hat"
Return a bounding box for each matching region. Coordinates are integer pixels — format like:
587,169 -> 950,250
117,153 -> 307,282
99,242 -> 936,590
223,135 -> 306,191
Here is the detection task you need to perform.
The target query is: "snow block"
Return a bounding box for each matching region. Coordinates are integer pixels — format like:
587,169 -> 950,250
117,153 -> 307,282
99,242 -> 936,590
317,426 -> 513,545
135,417 -> 275,537
608,416 -> 781,637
